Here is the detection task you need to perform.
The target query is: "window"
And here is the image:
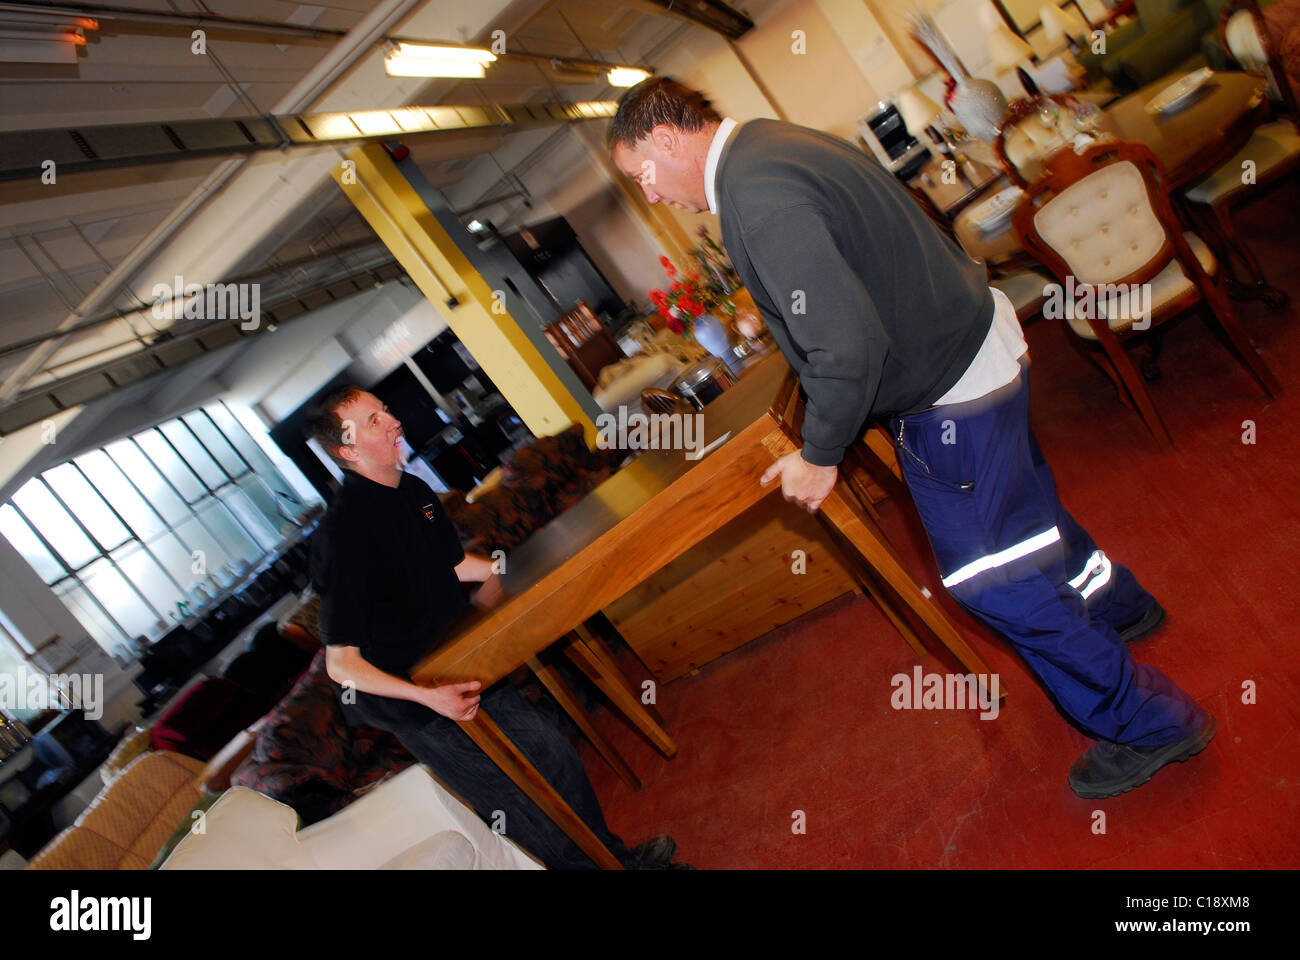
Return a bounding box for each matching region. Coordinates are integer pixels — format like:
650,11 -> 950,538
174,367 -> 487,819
0,612 -> 44,740
0,402 -> 321,658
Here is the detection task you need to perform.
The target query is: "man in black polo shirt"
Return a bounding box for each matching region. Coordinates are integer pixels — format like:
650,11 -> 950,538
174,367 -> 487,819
304,385 -> 674,869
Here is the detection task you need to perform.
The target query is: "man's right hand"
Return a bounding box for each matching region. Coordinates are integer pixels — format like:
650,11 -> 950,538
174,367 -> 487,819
415,680 -> 482,721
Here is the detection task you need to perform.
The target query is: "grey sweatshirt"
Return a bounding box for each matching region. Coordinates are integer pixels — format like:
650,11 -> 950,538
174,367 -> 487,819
716,118 -> 993,466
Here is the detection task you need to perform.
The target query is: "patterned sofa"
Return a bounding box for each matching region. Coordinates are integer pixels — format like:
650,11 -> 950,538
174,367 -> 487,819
227,647 -> 414,826
440,422 -> 625,556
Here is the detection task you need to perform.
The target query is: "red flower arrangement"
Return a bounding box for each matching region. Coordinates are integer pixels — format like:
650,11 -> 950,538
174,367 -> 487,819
648,255 -> 712,337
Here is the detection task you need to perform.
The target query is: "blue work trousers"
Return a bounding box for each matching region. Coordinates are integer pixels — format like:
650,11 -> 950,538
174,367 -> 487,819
890,361 -> 1206,746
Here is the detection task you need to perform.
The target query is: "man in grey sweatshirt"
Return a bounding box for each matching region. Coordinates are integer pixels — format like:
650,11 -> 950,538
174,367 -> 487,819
608,77 -> 1215,801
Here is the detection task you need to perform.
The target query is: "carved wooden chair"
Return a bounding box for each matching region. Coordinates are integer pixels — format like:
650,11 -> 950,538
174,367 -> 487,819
1012,139 -> 1280,447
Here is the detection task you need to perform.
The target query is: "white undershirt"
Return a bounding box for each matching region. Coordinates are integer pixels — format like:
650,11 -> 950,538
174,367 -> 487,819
933,287 -> 1028,405
705,117 -> 739,216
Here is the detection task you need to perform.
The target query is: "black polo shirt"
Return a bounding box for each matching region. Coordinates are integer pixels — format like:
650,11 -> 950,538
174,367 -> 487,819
310,470 -> 468,728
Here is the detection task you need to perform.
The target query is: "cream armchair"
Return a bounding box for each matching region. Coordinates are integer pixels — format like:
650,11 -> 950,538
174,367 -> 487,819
1012,139 -> 1281,447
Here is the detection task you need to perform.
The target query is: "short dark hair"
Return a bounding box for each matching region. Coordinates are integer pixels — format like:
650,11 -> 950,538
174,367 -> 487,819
606,76 -> 722,152
302,384 -> 363,469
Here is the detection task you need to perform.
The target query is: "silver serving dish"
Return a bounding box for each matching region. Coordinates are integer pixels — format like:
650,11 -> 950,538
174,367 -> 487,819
671,357 -> 736,410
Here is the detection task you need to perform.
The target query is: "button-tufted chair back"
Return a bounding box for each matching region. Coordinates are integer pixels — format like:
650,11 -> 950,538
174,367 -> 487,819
1031,160 -> 1169,286
1013,140 -> 1184,292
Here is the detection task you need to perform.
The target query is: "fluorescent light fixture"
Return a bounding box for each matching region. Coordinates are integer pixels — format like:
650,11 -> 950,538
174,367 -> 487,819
384,42 -> 496,78
0,13 -> 97,63
385,57 -> 487,78
392,43 -> 496,62
607,67 -> 650,87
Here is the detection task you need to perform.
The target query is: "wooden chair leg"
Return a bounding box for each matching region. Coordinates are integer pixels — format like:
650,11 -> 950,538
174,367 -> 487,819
565,625 -> 678,758
460,707 -> 623,869
526,655 -> 642,790
1093,327 -> 1173,448
1212,200 -> 1267,287
1198,280 -> 1282,397
1063,333 -> 1133,409
1139,328 -> 1165,382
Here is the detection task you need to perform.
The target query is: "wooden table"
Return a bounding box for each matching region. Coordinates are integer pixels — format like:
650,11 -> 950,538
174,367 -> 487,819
955,71 -> 1269,264
411,351 -> 998,868
909,153 -> 1005,221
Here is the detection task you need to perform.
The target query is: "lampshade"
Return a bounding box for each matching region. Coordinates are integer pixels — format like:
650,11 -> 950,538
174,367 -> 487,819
987,24 -> 1033,70
1040,5 -> 1091,44
895,87 -> 941,136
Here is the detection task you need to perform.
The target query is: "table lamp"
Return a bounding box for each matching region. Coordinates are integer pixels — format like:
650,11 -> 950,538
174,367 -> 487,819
895,86 -> 941,138
988,23 -> 1034,73
1041,4 -> 1091,50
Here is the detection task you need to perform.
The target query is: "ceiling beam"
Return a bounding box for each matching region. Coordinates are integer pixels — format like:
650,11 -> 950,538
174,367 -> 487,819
0,99 -> 618,183
0,259 -> 407,436
0,0 -> 655,70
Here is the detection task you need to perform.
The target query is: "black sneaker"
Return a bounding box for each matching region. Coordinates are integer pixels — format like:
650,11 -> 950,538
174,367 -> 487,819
1068,714 -> 1217,799
632,835 -> 676,868
1116,602 -> 1167,643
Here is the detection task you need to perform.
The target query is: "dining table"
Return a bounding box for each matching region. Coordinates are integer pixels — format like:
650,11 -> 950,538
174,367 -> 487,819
955,70 -> 1270,265
409,349 -> 1000,868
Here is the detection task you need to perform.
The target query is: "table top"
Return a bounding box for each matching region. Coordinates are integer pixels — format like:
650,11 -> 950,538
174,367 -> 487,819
909,153 -> 1005,219
410,352 -> 793,687
1102,71 -> 1267,187
955,70 -> 1268,263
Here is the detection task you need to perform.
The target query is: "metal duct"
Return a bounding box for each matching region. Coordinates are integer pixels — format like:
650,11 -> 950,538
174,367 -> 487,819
634,0 -> 754,39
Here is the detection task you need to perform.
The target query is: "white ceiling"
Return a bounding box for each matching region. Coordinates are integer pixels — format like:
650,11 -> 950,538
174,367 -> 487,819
0,0 -> 716,474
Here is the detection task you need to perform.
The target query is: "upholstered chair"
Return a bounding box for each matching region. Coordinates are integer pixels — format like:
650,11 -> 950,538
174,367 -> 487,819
1183,0 -> 1300,309
1013,139 -> 1281,447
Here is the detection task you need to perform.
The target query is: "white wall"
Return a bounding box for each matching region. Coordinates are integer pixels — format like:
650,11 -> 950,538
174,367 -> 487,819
447,0 -> 995,310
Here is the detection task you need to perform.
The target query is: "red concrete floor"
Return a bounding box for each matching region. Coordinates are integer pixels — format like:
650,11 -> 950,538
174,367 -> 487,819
580,177 -> 1300,869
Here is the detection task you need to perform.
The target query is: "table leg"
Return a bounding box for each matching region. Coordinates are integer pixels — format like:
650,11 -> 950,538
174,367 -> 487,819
761,429 -> 1003,702
573,626 -> 668,725
819,523 -> 929,659
526,654 -> 642,791
460,706 -> 624,869
818,483 -> 1005,703
566,625 -> 679,758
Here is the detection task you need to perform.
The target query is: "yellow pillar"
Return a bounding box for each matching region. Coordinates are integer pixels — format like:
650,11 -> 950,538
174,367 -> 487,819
332,143 -> 596,442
